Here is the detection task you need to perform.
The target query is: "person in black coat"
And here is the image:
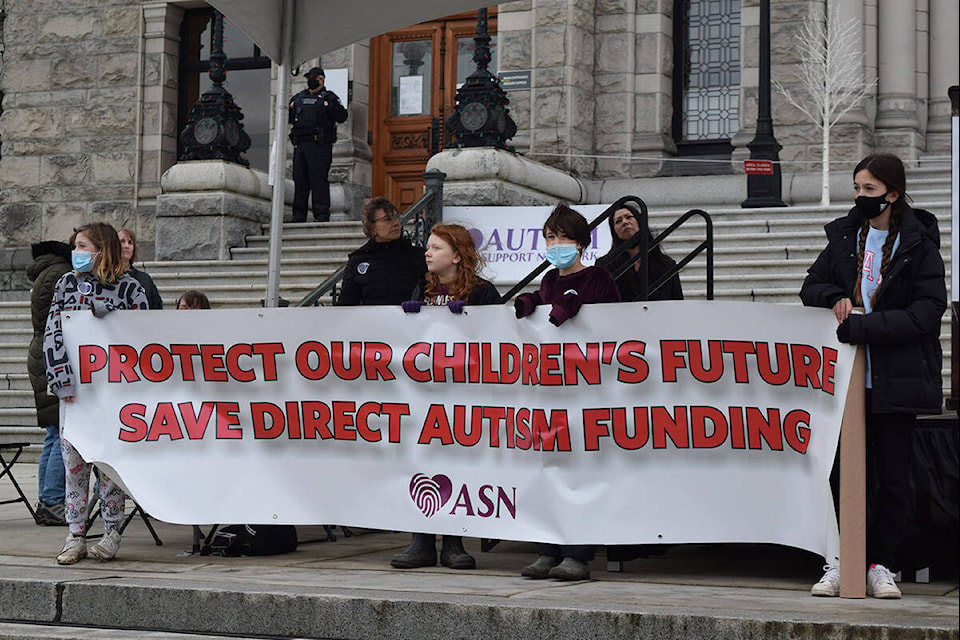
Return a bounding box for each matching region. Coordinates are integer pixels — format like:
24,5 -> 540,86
26,240 -> 73,525
338,197 -> 427,306
119,228 -> 163,309
394,223 -> 501,571
596,204 -> 683,301
288,66 -> 349,222
800,154 -> 946,600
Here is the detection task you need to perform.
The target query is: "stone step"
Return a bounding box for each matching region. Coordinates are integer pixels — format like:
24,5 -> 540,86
0,408 -> 37,428
0,389 -> 34,410
0,374 -> 32,391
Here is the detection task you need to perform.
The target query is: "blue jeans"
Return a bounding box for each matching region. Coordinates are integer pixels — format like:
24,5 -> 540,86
37,425 -> 65,504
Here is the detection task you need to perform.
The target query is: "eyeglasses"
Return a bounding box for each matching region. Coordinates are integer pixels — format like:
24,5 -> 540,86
372,214 -> 400,224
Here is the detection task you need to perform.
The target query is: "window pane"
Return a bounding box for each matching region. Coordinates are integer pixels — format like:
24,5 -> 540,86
681,0 -> 740,141
392,40 -> 432,116
224,67 -> 271,171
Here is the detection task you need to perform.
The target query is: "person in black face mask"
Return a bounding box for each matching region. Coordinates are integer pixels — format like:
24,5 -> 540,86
800,154 -> 946,600
288,66 -> 348,222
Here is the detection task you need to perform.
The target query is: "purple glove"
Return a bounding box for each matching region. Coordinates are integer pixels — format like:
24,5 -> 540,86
514,293 -> 537,319
448,300 -> 466,314
549,291 -> 582,326
401,300 -> 423,314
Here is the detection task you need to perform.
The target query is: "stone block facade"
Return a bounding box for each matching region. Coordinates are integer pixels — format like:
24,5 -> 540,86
1,0 -> 956,290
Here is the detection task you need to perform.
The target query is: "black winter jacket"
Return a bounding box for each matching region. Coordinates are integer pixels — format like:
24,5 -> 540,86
597,249 -> 684,301
800,205 -> 946,414
26,242 -> 73,427
129,266 -> 164,309
338,237 -> 427,306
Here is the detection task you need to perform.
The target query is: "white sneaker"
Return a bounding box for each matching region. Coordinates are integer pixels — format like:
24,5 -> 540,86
88,530 -> 122,562
56,534 -> 87,565
866,564 -> 902,599
811,564 -> 840,597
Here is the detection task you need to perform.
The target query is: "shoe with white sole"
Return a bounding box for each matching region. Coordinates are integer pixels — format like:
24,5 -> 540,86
88,530 -> 122,562
56,534 -> 87,565
866,564 -> 901,599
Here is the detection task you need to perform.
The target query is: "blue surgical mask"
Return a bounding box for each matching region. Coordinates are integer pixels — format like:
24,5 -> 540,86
71,250 -> 98,273
545,244 -> 580,269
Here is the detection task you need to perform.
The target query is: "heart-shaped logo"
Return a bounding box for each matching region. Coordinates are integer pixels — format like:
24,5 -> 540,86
409,473 -> 453,517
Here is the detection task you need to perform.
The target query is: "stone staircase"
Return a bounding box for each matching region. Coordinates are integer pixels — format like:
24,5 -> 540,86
1,157 -> 954,454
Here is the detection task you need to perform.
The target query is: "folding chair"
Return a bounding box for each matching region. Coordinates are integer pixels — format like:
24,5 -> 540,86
85,493 -> 163,546
0,443 -> 38,521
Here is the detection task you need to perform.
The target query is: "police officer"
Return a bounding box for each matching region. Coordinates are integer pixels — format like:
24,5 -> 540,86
289,66 -> 348,222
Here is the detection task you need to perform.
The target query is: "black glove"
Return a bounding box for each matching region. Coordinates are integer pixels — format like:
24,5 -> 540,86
836,317 -> 852,343
401,300 -> 423,314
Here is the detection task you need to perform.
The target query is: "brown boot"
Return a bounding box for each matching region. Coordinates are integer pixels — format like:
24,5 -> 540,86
390,533 -> 437,568
440,536 -> 476,570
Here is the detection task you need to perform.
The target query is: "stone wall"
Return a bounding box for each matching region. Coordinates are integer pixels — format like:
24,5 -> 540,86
0,0 -> 145,244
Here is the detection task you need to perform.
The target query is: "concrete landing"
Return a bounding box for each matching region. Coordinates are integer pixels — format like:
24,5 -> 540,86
1,464 -> 957,640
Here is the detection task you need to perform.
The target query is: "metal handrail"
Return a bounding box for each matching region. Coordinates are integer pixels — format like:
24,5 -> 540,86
296,170 -> 446,307
499,196 -> 714,302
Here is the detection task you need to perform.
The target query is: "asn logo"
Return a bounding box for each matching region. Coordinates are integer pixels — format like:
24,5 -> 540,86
408,473 -> 516,520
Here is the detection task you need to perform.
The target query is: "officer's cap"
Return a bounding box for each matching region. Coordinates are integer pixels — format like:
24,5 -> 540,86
304,66 -> 325,78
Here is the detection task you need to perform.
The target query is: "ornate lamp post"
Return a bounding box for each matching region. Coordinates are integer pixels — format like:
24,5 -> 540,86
742,0 -> 786,207
444,9 -> 516,149
179,10 -> 252,165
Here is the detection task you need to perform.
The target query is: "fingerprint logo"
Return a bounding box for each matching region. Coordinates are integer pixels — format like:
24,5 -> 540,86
409,473 -> 453,518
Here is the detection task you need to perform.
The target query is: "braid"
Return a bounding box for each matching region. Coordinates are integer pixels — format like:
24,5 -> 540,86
872,208 -> 902,306
853,218 -> 871,306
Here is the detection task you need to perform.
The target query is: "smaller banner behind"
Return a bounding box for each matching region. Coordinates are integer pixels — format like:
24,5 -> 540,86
62,301 -> 852,561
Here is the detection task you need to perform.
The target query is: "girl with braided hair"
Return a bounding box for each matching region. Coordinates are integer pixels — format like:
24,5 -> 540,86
800,154 -> 946,599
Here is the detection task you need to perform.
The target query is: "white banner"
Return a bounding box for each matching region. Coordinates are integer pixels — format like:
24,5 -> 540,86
443,205 -> 614,283
62,301 -> 852,560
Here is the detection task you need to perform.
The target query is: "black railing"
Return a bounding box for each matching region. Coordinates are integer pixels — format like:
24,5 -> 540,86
296,169 -> 446,307
500,196 -> 713,302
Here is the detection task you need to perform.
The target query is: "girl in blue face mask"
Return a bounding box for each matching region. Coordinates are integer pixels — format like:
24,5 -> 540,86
514,202 -> 621,329
43,222 -> 149,567
513,204 -> 621,581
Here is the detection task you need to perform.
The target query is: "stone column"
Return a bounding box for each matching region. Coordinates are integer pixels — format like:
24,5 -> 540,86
629,1 -> 674,177
874,0 -> 923,157
497,1 -> 534,152
529,0 -> 596,177
426,148 -> 584,206
303,43 -> 373,220
593,0 -> 635,178
926,0 -> 959,153
155,160 -> 291,260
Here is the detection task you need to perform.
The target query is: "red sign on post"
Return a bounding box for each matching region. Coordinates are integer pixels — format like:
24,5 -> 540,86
744,160 -> 774,175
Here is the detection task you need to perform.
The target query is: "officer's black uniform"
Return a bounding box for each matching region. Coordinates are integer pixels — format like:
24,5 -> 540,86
289,67 -> 348,222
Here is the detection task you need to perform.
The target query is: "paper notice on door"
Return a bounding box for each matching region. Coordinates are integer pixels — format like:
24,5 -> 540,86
398,75 -> 423,115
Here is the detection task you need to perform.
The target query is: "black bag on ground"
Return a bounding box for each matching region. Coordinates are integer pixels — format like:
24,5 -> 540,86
207,524 -> 298,556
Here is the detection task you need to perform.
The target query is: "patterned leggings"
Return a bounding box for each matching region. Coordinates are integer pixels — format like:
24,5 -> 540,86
61,438 -> 125,536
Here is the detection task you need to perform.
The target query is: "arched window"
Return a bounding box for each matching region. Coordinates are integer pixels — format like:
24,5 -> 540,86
178,9 -> 272,170
672,0 -> 741,168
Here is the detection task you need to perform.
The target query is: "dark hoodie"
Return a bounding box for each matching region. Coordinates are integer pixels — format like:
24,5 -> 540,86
26,241 -> 73,427
800,205 -> 946,414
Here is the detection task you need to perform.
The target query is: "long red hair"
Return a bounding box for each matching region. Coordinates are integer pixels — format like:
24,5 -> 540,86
424,224 -> 484,301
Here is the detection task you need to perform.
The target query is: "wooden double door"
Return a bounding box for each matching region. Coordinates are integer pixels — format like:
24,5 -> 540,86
370,10 -> 497,209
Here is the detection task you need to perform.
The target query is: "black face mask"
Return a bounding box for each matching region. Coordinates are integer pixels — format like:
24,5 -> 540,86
307,78 -> 321,90
854,193 -> 891,220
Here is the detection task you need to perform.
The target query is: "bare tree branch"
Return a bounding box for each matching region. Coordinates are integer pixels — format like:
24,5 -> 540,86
774,4 -> 877,204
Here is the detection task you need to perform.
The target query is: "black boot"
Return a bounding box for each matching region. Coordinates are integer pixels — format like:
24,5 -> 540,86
390,533 -> 437,568
440,535 -> 476,570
